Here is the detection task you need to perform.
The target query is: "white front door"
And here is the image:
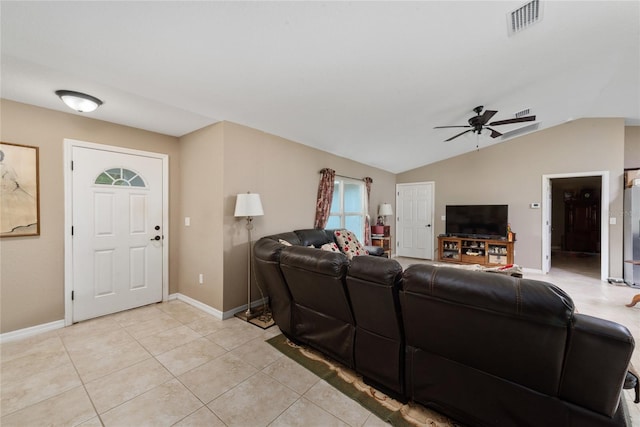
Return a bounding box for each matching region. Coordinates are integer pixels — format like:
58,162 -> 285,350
396,182 -> 434,259
71,145 -> 164,322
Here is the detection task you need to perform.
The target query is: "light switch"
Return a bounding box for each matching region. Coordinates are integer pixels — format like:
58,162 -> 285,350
185,217 -> 191,226
441,215 -> 446,221
609,217 -> 616,225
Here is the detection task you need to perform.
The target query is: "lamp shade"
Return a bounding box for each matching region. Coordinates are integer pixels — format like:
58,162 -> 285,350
55,90 -> 103,113
379,203 -> 393,216
234,193 -> 264,217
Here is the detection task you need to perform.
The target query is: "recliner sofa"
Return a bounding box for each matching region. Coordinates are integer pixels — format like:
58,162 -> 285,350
253,229 -> 635,426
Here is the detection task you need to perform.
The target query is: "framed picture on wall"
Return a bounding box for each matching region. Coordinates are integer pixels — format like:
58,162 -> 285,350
1,142 -> 40,237
624,168 -> 640,188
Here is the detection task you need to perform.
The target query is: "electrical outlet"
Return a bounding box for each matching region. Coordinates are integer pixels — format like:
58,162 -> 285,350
185,217 -> 191,226
198,273 -> 204,284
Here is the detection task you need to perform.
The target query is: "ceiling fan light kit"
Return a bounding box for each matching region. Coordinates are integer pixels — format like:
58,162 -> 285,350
434,105 -> 536,142
55,90 -> 103,113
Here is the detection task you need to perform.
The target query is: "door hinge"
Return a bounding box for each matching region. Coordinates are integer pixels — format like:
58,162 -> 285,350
71,291 -> 75,301
71,226 -> 74,236
71,160 -> 74,171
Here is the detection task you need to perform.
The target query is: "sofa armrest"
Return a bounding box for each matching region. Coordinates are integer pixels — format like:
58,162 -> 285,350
559,313 -> 634,417
364,246 -> 385,256
254,238 -> 294,335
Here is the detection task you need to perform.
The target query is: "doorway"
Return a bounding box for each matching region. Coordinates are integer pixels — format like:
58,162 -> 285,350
64,140 -> 169,325
542,172 -> 609,280
396,182 -> 435,259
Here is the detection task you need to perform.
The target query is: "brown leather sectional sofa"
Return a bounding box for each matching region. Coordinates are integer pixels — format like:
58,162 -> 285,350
253,229 -> 635,426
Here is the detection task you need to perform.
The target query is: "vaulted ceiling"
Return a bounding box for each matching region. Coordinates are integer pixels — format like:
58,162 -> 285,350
2,1 -> 638,173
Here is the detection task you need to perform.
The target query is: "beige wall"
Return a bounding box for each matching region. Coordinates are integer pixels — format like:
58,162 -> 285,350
0,100 -> 181,333
625,126 -> 640,169
2,97 -> 630,333
0,100 -> 396,332
177,123 -> 225,310
220,121 -> 396,312
398,118 -> 626,276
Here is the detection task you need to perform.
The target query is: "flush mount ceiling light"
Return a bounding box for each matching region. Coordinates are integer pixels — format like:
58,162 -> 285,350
55,90 -> 103,113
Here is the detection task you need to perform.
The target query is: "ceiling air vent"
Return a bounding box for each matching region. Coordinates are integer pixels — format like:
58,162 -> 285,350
508,0 -> 543,36
515,108 -> 530,118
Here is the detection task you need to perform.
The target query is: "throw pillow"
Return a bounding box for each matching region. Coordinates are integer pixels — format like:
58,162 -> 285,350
278,239 -> 292,246
334,229 -> 369,260
320,242 -> 341,253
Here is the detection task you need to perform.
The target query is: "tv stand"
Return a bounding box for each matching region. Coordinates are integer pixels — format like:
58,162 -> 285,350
438,236 -> 514,267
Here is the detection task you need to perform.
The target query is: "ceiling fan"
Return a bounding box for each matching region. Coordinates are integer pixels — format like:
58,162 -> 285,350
434,106 -> 536,142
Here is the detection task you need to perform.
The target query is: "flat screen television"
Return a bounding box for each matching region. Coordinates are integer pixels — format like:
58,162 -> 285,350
445,205 -> 508,239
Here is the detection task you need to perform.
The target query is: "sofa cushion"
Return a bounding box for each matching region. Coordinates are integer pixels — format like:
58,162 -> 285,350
321,242 -> 341,252
334,229 -> 369,259
294,229 -> 334,247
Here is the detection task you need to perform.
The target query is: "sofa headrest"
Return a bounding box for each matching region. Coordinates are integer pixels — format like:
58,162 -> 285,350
294,229 -> 334,247
403,264 -> 574,327
280,245 -> 348,276
348,256 -> 403,287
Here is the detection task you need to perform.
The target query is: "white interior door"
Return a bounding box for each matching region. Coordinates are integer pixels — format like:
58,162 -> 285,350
71,146 -> 164,322
396,182 -> 434,259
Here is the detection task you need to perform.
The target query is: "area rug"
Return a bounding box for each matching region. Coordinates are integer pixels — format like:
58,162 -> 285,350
266,334 -> 462,427
267,334 -> 634,427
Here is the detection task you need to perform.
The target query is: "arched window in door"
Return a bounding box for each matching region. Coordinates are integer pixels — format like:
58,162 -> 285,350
94,167 -> 147,188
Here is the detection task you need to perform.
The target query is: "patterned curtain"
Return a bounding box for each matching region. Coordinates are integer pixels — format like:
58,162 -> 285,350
363,177 -> 373,245
314,168 -> 336,229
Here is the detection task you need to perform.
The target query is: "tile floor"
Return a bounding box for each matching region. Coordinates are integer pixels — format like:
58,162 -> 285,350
1,254 -> 638,426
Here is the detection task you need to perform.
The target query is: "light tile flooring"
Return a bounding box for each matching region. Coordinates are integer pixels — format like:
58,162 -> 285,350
0,254 -> 638,426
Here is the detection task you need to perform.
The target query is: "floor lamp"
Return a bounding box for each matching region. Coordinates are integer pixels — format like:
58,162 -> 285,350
234,192 -> 264,321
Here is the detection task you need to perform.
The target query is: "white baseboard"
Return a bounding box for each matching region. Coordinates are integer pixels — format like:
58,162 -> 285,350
168,293 -> 224,319
1,295 -> 269,343
522,267 -> 544,275
0,319 -> 65,344
168,293 -> 268,320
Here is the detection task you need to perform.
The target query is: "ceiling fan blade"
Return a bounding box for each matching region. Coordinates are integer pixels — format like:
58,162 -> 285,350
434,125 -> 472,129
486,127 -> 502,138
479,110 -> 498,125
445,129 -> 473,142
489,115 -> 536,126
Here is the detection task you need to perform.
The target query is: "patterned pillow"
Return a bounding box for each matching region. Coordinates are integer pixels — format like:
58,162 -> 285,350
334,229 -> 369,260
320,242 -> 341,253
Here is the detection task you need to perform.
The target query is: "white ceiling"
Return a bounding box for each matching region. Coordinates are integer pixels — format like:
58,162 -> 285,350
2,1 -> 638,173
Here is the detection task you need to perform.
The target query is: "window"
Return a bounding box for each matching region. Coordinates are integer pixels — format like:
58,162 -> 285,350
95,167 -> 146,187
326,177 -> 366,241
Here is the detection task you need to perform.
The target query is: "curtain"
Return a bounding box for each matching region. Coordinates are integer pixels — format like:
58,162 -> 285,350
314,168 -> 336,229
363,177 -> 373,245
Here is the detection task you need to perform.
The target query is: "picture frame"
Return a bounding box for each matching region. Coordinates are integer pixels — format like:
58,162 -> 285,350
624,168 -> 640,188
1,142 -> 40,237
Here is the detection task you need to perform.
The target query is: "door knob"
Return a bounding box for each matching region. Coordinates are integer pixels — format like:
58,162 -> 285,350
150,235 -> 161,241
426,224 -> 431,227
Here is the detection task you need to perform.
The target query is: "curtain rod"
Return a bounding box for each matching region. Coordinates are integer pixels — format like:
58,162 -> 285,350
336,173 -> 361,181
319,169 -> 372,182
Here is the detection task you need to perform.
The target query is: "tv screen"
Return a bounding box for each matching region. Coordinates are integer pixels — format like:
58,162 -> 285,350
445,205 -> 508,238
